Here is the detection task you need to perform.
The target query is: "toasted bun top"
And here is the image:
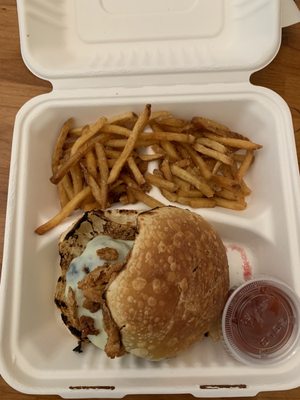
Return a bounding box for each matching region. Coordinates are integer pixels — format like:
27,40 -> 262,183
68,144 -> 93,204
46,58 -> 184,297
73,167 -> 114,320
106,206 -> 229,360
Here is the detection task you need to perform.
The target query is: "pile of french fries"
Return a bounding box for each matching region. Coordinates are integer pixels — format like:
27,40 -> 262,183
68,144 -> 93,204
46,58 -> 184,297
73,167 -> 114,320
35,104 -> 262,234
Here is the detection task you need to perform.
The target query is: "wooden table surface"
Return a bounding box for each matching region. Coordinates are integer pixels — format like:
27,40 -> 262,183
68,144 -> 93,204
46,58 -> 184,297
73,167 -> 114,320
0,1 -> 300,399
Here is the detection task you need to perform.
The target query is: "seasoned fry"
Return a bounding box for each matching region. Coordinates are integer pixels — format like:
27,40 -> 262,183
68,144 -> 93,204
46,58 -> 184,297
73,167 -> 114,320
128,188 -> 165,208
121,174 -> 140,190
149,111 -> 172,121
214,197 -> 247,210
104,148 -> 122,159
108,104 -> 151,184
193,143 -> 233,166
160,159 -> 173,181
212,161 -> 222,175
204,133 -> 262,150
151,144 -> 166,155
71,117 -> 106,155
95,142 -> 109,209
177,196 -> 216,208
52,118 -> 73,173
85,151 -> 98,179
236,151 -> 254,181
177,189 -> 204,198
170,164 -> 214,197
138,153 -> 163,162
70,164 -> 83,194
181,144 -> 212,180
174,159 -> 191,168
145,172 -> 178,192
57,181 -> 69,208
139,132 -> 195,144
83,201 -> 100,211
101,124 -> 131,137
82,164 -> 103,207
50,134 -> 110,184
161,141 -> 180,161
127,156 -> 146,185
173,176 -> 191,191
62,174 -> 74,200
211,175 -> 240,190
35,187 -> 91,235
160,189 -> 177,202
192,116 -> 230,134
107,111 -> 136,125
196,137 -> 227,154
105,139 -> 156,148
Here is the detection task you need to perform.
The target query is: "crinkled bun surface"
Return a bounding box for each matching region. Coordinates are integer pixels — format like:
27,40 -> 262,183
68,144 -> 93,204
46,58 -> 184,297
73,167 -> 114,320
106,207 -> 229,360
55,206 -> 229,361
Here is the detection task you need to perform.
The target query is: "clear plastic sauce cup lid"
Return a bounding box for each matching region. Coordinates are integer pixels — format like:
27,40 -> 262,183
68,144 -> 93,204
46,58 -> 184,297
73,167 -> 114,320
222,277 -> 300,365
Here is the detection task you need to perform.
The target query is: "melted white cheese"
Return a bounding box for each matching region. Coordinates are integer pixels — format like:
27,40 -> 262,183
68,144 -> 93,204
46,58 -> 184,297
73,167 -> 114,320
65,235 -> 134,349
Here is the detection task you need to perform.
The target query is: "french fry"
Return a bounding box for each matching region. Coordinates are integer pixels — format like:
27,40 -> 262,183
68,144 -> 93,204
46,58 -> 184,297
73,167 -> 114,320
61,174 -> 74,200
181,144 -> 212,180
121,174 -> 140,189
193,143 -> 233,166
95,142 -> 109,209
71,117 -> 106,155
211,175 -> 240,190
151,144 -> 166,155
127,156 -> 146,185
157,117 -> 187,128
204,133 -> 262,150
173,176 -> 190,191
52,118 -> 73,173
161,141 -> 180,161
85,150 -> 98,179
101,124 -> 131,137
170,164 -> 214,198
145,172 -> 178,192
192,116 -> 230,134
212,161 -> 222,175
215,197 -> 247,210
127,189 -> 137,204
177,196 -> 216,208
174,159 -> 191,168
160,159 -> 173,181
57,181 -> 69,208
104,148 -> 122,159
177,189 -> 204,198
81,164 -> 102,206
128,188 -> 164,208
108,104 -> 151,184
139,132 -> 195,144
138,153 -> 164,162
70,164 -> 83,194
160,189 -> 178,202
236,151 -> 254,181
196,137 -> 227,154
35,187 -> 91,235
83,201 -> 100,211
107,111 -> 136,125
50,134 -> 110,184
149,111 -> 172,121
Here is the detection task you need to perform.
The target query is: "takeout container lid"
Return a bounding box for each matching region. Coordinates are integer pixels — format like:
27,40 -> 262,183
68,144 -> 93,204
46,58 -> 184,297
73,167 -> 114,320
1,0 -> 300,399
16,0 -> 285,88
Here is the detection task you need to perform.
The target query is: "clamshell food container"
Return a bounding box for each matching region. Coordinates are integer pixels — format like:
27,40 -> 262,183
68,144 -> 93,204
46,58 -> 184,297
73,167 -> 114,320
1,0 -> 300,398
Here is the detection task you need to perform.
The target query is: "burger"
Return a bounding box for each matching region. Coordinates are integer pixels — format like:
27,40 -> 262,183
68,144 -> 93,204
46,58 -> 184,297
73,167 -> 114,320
55,206 -> 229,360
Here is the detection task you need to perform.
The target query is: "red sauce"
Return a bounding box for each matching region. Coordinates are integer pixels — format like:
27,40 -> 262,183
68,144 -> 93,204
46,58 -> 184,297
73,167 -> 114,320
226,282 -> 295,356
226,244 -> 252,281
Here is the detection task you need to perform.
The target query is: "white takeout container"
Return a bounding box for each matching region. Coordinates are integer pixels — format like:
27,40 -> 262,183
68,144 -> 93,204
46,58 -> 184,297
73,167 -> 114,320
1,0 -> 300,398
